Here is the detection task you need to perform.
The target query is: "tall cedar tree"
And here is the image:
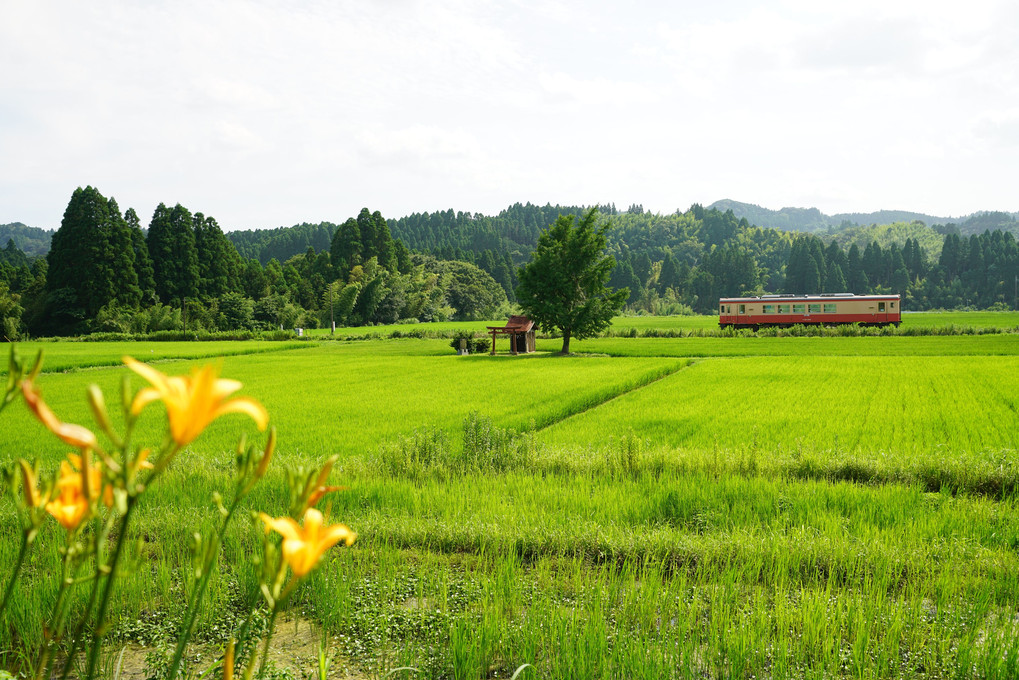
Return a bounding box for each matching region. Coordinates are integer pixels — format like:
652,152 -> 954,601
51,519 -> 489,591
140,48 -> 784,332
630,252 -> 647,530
125,207 -> 157,305
516,208 -> 627,354
147,203 -> 199,305
47,186 -> 141,319
193,213 -> 241,297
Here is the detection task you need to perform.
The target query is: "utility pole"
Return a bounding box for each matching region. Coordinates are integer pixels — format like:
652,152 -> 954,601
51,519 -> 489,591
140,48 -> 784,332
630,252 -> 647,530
330,283 -> 335,335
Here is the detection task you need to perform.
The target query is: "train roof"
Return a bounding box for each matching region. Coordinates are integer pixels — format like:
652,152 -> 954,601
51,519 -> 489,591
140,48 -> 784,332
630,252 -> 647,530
719,293 -> 901,303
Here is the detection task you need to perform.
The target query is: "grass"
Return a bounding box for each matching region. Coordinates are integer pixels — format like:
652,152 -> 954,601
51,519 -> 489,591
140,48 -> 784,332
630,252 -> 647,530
0,342 -> 688,462
306,310 -> 1019,342
558,333 -> 1019,357
4,327 -> 1019,677
1,339 -> 312,375
539,355 -> 1019,457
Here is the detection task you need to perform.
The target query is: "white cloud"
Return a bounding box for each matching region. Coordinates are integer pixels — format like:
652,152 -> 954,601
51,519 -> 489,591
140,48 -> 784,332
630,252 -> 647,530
1,0 -> 1017,229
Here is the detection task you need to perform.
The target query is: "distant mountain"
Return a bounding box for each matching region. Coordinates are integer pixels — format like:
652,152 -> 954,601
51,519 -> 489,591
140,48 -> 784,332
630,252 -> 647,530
0,222 -> 53,257
707,200 -> 835,233
708,199 -> 1019,237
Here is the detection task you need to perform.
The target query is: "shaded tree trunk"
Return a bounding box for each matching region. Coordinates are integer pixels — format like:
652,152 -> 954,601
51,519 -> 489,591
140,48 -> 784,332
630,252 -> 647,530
560,329 -> 571,354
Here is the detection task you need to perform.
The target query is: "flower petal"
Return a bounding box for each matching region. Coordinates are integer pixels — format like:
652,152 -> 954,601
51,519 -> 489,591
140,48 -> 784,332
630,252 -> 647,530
130,387 -> 164,416
215,398 -> 269,431
123,356 -> 170,391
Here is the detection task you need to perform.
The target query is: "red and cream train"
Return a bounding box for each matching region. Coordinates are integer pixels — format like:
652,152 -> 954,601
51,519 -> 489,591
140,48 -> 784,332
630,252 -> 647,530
718,294 -> 901,329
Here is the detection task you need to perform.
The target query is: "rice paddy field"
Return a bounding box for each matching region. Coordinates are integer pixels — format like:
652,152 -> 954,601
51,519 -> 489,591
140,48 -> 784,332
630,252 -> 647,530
3,313 -> 1019,678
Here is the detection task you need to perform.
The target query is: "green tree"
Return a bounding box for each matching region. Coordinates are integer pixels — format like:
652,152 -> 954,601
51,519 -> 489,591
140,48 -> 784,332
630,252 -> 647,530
147,203 -> 199,306
516,208 -> 627,354
126,207 -> 157,304
436,260 -> 507,321
0,281 -> 23,340
218,291 -> 255,330
194,213 -> 241,298
47,187 -> 141,329
330,218 -> 362,281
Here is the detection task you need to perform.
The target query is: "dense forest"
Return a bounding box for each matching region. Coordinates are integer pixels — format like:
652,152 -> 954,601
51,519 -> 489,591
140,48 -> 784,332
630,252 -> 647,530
1,189 -> 1017,340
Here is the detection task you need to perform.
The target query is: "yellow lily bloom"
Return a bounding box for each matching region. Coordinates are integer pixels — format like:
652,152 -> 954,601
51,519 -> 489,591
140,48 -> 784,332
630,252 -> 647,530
21,379 -> 99,450
46,475 -> 90,531
46,453 -> 111,530
124,357 -> 269,447
259,508 -> 356,577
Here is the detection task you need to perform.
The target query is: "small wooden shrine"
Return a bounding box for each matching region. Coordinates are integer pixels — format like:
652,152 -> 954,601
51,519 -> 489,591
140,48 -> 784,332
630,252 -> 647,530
486,315 -> 536,355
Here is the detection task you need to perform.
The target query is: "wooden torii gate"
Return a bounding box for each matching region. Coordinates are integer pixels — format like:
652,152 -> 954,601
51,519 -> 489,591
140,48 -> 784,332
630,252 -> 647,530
486,315 -> 536,355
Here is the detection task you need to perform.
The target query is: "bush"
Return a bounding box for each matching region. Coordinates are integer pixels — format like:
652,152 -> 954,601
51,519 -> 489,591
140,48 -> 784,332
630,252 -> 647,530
448,330 -> 490,354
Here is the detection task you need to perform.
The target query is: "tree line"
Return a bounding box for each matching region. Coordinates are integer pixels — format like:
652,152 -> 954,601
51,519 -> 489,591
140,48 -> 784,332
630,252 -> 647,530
2,189 -> 1018,340
0,187 -> 511,339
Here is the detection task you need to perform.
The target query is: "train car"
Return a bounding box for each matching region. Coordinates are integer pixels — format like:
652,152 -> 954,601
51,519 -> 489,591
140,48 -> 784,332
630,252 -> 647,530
718,293 -> 901,329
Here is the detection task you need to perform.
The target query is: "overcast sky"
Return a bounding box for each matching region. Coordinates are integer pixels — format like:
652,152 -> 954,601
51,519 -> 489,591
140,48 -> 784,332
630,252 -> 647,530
2,0 -> 1017,231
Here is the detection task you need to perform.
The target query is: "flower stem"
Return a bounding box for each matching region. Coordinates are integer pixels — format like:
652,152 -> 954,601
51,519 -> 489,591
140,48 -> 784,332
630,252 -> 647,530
0,531 -> 29,619
82,499 -> 136,680
166,499 -> 242,680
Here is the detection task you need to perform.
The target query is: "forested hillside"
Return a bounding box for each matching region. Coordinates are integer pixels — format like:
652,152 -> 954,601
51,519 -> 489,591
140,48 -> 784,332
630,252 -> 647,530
2,191 -> 1018,339
711,199 -> 1019,237
0,223 -> 53,257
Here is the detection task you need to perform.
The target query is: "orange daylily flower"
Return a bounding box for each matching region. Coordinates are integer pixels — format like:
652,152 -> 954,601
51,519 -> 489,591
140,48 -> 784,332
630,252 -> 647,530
124,357 -> 269,447
259,508 -> 356,577
21,379 -> 99,450
45,453 -> 111,530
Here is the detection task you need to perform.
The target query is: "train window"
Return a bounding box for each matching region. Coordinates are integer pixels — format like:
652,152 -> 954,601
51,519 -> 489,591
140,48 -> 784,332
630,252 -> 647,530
823,303 -> 837,313
891,302 -> 895,309
808,304 -> 821,313
739,304 -> 745,314
720,305 -> 725,314
763,304 -> 775,314
793,304 -> 805,313
878,302 -> 886,312
778,304 -> 790,313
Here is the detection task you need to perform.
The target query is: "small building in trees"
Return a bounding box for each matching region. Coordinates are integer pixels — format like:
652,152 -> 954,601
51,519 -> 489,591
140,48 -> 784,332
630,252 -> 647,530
486,315 -> 536,355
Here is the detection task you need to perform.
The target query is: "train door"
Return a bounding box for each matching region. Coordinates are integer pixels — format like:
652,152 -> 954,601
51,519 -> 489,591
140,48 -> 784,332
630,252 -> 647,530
877,300 -> 888,324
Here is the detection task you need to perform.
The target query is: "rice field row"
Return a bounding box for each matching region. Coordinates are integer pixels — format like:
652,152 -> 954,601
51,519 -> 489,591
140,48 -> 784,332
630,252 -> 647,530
1,343 -> 688,462
540,355 -> 1019,458
1,339 -> 312,374
559,334 -> 1019,357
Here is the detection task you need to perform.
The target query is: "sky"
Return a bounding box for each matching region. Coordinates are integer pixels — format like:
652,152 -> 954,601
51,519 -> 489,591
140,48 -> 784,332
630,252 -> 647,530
2,0 -> 1017,232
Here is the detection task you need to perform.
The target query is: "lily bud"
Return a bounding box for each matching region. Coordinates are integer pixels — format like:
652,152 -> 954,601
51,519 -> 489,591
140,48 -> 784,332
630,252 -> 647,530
27,349 -> 44,381
223,639 -> 235,680
256,427 -> 276,479
18,459 -> 43,508
87,384 -> 121,447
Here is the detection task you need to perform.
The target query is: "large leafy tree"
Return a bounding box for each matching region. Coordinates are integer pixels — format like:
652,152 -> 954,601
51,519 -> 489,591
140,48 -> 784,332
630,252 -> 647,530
516,208 -> 627,354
